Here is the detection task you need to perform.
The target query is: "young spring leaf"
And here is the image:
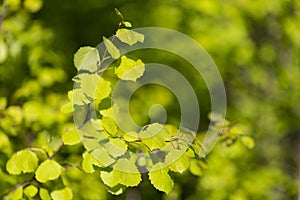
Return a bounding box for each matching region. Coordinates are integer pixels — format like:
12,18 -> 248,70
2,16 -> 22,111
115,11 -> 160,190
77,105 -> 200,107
6,149 -> 38,175
165,150 -> 190,174
116,29 -> 144,46
189,159 -> 203,176
39,188 -> 51,200
62,129 -> 81,145
24,185 -> 38,198
148,162 -> 174,194
74,46 -> 99,72
50,187 -> 73,200
103,36 -> 120,59
240,136 -> 255,149
35,159 -> 63,183
100,171 -> 119,188
82,151 -> 102,173
115,56 -> 145,82
112,158 -> 142,187
104,138 -> 128,158
4,187 -> 23,200
102,117 -> 118,136
106,184 -> 126,195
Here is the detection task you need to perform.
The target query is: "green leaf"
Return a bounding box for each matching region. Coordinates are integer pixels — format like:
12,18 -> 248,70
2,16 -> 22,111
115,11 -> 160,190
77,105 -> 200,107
165,150 -> 190,173
112,158 -> 141,187
123,131 -> 139,142
35,160 -> 63,183
149,162 -> 174,194
103,36 -> 120,59
90,148 -> 115,167
115,56 -> 145,82
82,151 -> 102,173
189,159 -> 203,176
74,46 -> 99,71
106,184 -> 126,195
240,136 -> 255,149
50,187 -> 73,200
4,187 -> 23,200
105,138 -> 128,158
62,129 -> 81,145
116,29 -> 144,46
39,188 -> 51,200
95,77 -> 111,102
78,73 -> 98,99
24,185 -> 38,198
6,149 -> 38,175
139,123 -> 169,150
100,171 -> 119,188
102,117 -> 118,136
123,21 -> 132,28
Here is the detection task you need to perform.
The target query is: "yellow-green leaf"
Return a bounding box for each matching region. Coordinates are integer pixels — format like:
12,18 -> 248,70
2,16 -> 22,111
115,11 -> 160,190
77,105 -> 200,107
116,29 -> 144,46
240,136 -> 255,149
39,188 -> 51,200
24,185 -> 38,197
74,46 -> 99,71
102,117 -> 118,136
115,56 -> 145,82
4,187 -> 23,200
6,149 -> 38,175
62,129 -> 81,145
165,150 -> 190,173
82,151 -> 103,173
149,162 -> 174,194
35,160 -> 62,183
50,187 -> 73,200
103,36 -> 120,59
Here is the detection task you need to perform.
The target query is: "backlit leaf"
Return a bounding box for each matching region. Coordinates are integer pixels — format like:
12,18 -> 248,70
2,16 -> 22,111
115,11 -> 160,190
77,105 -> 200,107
4,187 -> 23,200
103,36 -> 120,59
6,149 -> 38,175
50,187 -> 73,200
62,129 -> 81,145
35,160 -> 62,183
112,158 -> 141,187
24,185 -> 38,197
74,46 -> 99,71
240,136 -> 255,149
165,150 -> 190,173
116,29 -> 144,46
115,56 -> 145,82
39,188 -> 51,200
149,162 -> 174,194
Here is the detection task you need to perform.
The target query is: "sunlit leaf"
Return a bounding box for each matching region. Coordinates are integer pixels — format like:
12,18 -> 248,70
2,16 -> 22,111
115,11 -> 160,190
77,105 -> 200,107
149,162 -> 174,194
115,56 -> 145,81
24,185 -> 38,198
116,29 -> 144,46
6,149 -> 38,175
240,136 -> 255,149
35,160 -> 63,183
4,187 -> 23,200
62,129 -> 81,145
103,36 -> 120,59
50,187 -> 73,200
165,150 -> 190,173
74,46 -> 99,71
39,188 -> 51,200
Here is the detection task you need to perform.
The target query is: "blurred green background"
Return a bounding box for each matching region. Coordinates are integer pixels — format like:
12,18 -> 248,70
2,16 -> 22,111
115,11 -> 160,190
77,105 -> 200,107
0,0 -> 299,199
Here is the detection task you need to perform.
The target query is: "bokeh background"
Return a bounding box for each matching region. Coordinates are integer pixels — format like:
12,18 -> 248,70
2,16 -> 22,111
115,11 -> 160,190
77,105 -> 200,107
0,0 -> 299,199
